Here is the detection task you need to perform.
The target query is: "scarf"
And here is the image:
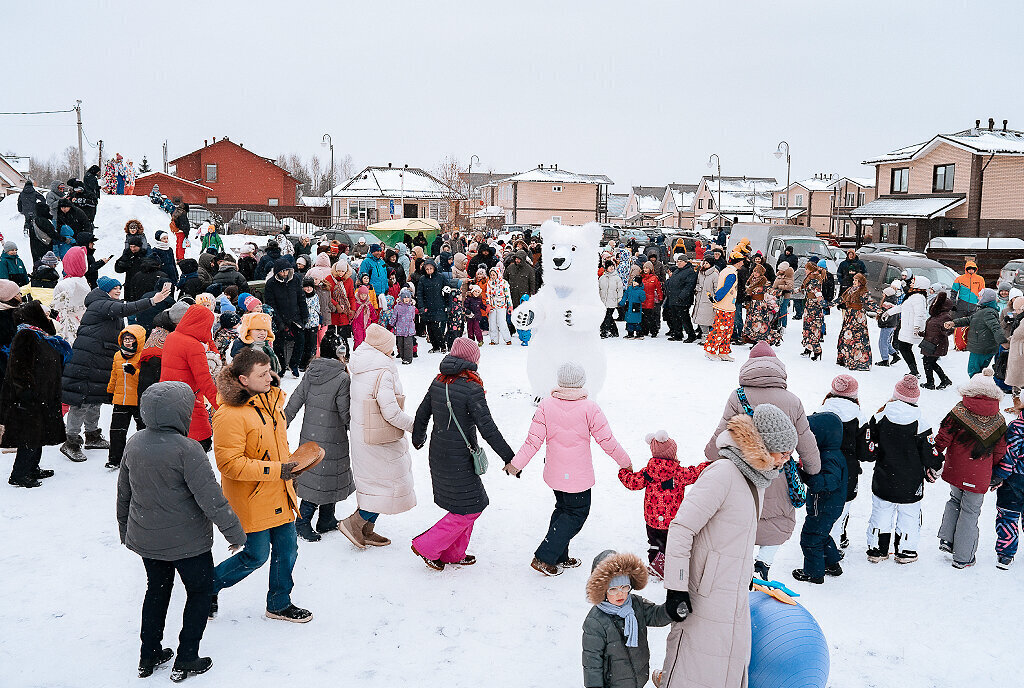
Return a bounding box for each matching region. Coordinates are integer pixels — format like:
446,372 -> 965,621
153,239 -> 170,251
949,402 -> 1007,450
551,386 -> 588,401
596,598 -> 639,647
435,369 -> 485,390
16,323 -> 73,365
719,444 -> 779,489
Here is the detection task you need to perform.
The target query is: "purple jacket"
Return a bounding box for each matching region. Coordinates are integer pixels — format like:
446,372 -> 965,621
390,302 -> 417,337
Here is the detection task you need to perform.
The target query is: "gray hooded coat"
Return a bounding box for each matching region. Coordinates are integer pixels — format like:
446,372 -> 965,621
116,382 -> 245,561
284,356 -> 353,504
45,180 -> 64,217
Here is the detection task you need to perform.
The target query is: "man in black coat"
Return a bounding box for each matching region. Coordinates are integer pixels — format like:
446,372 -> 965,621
55,197 -> 94,246
129,256 -> 169,304
504,250 -> 537,306
467,244 -> 497,276
115,236 -> 153,301
254,240 -> 283,281
263,257 -> 309,377
836,250 -> 866,296
84,165 -> 102,213
663,256 -> 698,341
416,259 -> 461,353
777,246 -> 796,270
18,180 -> 41,235
30,199 -> 61,263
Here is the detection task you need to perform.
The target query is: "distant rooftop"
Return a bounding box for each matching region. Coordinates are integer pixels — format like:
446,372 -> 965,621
865,121 -> 1024,164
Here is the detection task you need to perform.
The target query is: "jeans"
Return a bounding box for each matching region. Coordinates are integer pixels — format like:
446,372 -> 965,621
938,486 -> 985,564
10,446 -> 43,481
213,522 -> 297,612
141,552 -> 213,664
878,327 -> 896,361
65,403 -> 101,437
778,297 -> 790,328
793,299 -> 805,319
109,404 -> 145,466
732,305 -> 744,340
535,489 -> 591,566
996,475 -> 1024,558
358,509 -> 379,523
800,493 -> 844,578
896,340 -> 919,376
412,511 -> 481,563
968,352 -> 995,378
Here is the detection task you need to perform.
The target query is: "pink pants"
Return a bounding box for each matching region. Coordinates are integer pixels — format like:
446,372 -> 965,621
412,511 -> 481,563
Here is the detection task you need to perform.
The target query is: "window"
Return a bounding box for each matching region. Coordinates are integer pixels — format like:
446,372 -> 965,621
794,194 -> 804,206
844,221 -> 851,236
268,198 -> 279,206
698,198 -> 704,210
891,167 -> 909,193
347,199 -> 375,219
551,216 -> 562,223
206,197 -> 218,204
552,185 -> 562,192
205,164 -> 217,182
933,164 -> 955,192
845,192 -> 855,206
899,223 -> 908,245
858,192 -> 866,205
778,194 -> 787,206
707,197 -> 713,210
428,200 -> 449,223
168,163 -> 177,176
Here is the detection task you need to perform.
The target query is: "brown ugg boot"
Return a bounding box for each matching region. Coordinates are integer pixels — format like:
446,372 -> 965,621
337,511 -> 367,549
361,521 -> 391,547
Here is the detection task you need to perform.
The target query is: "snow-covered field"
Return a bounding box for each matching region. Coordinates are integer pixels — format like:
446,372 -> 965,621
0,194 -> 1018,687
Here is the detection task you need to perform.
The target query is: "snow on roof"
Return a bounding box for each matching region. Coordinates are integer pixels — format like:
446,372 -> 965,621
483,167 -> 613,186
778,176 -> 836,192
135,171 -> 213,191
606,193 -> 629,218
715,190 -> 774,213
330,166 -> 463,200
474,205 -> 506,218
702,176 -> 777,194
632,186 -> 666,213
926,236 -> 1024,250
865,128 -> 1024,164
671,189 -> 697,210
831,176 -> 875,189
299,196 -> 329,207
851,196 -> 966,219
760,208 -> 808,219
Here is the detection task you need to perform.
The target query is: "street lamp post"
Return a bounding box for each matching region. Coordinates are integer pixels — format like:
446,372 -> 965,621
774,141 -> 791,226
467,154 -> 480,228
706,154 -> 722,231
322,133 -> 334,226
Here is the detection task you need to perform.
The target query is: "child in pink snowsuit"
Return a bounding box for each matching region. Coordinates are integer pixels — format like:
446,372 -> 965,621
464,284 -> 485,344
352,285 -> 378,350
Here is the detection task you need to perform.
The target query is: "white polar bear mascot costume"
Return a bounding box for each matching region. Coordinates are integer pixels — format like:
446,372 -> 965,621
512,221 -> 607,397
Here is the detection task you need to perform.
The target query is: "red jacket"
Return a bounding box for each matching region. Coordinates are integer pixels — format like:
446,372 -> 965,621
935,395 -> 1007,494
619,457 -> 710,529
326,274 -> 355,327
641,274 -> 663,309
160,305 -> 220,441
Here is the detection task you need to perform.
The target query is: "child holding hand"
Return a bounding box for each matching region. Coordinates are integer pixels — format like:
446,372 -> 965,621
352,285 -> 379,350
106,325 -> 147,469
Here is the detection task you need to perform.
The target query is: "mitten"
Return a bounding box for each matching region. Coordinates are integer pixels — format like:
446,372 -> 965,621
280,462 -> 298,481
122,363 -> 137,375
665,589 -> 691,622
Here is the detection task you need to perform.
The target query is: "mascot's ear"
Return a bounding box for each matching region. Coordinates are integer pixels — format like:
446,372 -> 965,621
581,222 -> 602,247
539,219 -> 559,239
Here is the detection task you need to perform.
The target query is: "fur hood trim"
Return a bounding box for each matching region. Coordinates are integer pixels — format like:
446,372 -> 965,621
586,552 -> 648,605
216,367 -> 281,407
722,414 -> 776,471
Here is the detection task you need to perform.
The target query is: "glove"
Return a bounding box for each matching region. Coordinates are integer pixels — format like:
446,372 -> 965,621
122,363 -> 136,375
280,462 -> 299,481
990,477 -> 1004,491
442,286 -> 452,295
913,327 -> 922,337
665,589 -> 691,622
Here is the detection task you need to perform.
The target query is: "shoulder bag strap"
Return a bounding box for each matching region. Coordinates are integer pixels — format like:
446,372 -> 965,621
445,382 -> 477,452
744,475 -> 761,517
736,387 -> 754,416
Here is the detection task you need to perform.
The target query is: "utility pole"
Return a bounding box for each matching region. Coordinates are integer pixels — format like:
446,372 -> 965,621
162,140 -> 168,173
322,134 -> 334,225
75,100 -> 84,180
97,139 -> 103,169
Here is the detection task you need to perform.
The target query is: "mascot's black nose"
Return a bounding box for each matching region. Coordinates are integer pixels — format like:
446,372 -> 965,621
553,257 -> 565,267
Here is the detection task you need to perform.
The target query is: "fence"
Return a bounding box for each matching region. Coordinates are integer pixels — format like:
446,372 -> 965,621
192,204 -> 332,235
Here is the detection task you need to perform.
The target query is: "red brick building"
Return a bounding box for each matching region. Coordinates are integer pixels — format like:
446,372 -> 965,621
168,137 -> 300,206
132,172 -> 212,205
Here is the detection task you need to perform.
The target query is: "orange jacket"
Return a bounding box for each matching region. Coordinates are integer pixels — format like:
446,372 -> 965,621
107,325 -> 147,406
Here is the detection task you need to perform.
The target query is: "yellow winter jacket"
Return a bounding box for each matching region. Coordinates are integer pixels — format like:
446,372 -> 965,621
106,325 -> 147,406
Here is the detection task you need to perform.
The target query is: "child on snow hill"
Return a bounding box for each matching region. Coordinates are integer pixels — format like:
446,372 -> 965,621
863,374 -> 943,564
230,312 -> 281,374
464,284 -> 485,345
582,550 -> 671,688
821,375 -> 869,551
994,408 -> 1024,569
792,411 -> 848,584
617,431 -> 709,579
934,369 -> 1008,569
106,325 -> 147,470
389,287 -> 417,364
621,275 -> 646,339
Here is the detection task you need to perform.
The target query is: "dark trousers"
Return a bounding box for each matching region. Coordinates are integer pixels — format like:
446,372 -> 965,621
426,320 -> 446,351
794,299 -> 805,319
300,327 -> 318,368
664,304 -> 695,339
896,339 -> 919,375
923,355 -> 950,386
601,307 -> 619,337
10,446 -> 43,481
274,329 -> 305,373
110,404 -> 145,466
396,335 -> 415,363
732,304 -> 744,341
646,525 -> 668,564
641,308 -> 658,336
213,522 -> 297,612
535,489 -> 591,566
800,493 -> 844,578
140,551 -> 214,664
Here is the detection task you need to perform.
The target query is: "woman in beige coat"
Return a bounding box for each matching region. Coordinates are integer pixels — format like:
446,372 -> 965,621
691,260 -> 720,341
339,324 -> 416,549
660,405 -> 797,688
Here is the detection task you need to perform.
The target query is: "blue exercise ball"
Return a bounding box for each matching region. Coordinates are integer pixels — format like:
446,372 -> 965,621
748,590 -> 829,688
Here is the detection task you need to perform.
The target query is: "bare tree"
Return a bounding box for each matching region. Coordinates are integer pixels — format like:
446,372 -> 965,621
28,146 -> 81,187
434,155 -> 470,229
275,151 -> 355,200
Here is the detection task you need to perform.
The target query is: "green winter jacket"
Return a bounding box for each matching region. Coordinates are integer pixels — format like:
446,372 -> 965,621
582,595 -> 671,688
953,304 -> 1006,355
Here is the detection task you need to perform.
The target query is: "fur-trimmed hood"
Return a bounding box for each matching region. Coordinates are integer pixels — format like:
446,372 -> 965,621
714,414 -> 778,471
586,551 -> 648,605
215,366 -> 281,407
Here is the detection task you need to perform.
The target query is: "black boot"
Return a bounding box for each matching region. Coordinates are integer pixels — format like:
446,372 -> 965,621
84,429 -> 110,450
867,533 -> 891,562
295,501 -> 321,542
315,502 -> 340,533
170,657 -> 213,683
791,568 -> 824,584
753,560 -> 770,580
139,648 -> 174,678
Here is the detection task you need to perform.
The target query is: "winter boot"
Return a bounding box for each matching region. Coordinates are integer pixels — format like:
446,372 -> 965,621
265,604 -> 313,623
362,520 -> 391,547
8,475 -> 42,488
83,429 -> 110,450
648,552 -> 666,580
753,560 -> 770,580
893,533 -> 917,563
295,502 -> 321,543
169,657 -> 213,683
791,568 -> 824,584
951,557 -> 976,569
997,555 -> 1014,570
559,557 -> 583,569
411,543 -> 445,571
530,557 -> 561,576
139,648 -> 174,678
866,533 -> 891,563
314,503 -> 340,533
938,539 -> 953,554
937,378 -> 953,390
33,468 -> 54,479
337,511 -> 368,549
453,554 -> 476,566
890,352 -> 901,364
208,595 -> 218,619
824,563 -> 844,577
60,435 -> 87,462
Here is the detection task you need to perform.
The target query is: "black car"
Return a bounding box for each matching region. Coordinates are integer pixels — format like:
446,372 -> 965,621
312,227 -> 381,248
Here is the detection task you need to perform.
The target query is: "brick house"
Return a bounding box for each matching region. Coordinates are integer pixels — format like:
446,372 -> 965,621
829,176 -> 876,241
479,165 -> 613,225
132,172 -> 213,205
169,137 -> 300,206
762,175 -> 836,234
693,175 -> 776,230
660,183 -> 699,229
623,186 -> 667,227
0,155 -> 28,197
329,164 -> 463,226
853,119 -> 1024,250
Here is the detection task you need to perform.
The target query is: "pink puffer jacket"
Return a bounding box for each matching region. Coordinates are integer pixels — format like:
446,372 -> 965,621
511,388 -> 630,493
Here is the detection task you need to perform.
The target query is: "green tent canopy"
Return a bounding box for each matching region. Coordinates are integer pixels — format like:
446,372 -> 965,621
367,218 -> 442,246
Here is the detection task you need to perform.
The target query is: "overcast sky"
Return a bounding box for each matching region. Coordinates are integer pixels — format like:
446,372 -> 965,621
3,0 -> 1022,192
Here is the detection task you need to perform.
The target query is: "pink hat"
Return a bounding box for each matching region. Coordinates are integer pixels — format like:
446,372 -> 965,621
831,374 -> 859,400
61,246 -> 87,278
892,374 -> 921,404
645,430 -> 678,460
449,336 -> 480,364
245,297 -> 262,312
749,341 -> 776,358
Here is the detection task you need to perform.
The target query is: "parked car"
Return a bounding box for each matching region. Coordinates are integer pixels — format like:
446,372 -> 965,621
859,252 -> 958,302
187,205 -> 218,228
829,246 -> 847,264
227,210 -> 281,235
312,227 -> 381,249
664,233 -> 708,257
857,243 -> 913,255
999,259 -> 1024,287
726,223 -> 837,273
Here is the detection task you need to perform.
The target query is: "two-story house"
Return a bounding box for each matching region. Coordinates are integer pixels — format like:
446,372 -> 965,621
853,119 -> 1024,250
693,175 -> 776,230
329,164 -> 463,226
623,186 -> 667,227
479,165 -> 614,225
762,175 -> 836,234
169,137 -> 300,206
660,183 -> 699,230
829,176 -> 876,241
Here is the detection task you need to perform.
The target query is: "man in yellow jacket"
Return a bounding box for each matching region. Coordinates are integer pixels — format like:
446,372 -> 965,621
210,348 -> 311,623
703,249 -> 744,362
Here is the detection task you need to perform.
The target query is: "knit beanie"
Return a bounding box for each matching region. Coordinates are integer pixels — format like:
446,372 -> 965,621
0,279 -> 21,302
751,403 -> 799,453
957,368 -> 1004,400
449,336 -> 480,364
364,323 -> 395,356
830,374 -> 859,401
556,361 -> 587,389
97,276 -> 121,293
978,287 -> 998,305
245,297 -> 262,312
609,575 -> 631,590
195,293 -> 216,311
892,374 -> 921,404
61,246 -> 87,278
1010,288 -> 1023,301
40,251 -> 59,267
3,240 -> 18,252
168,300 -> 190,324
749,341 -> 776,358
645,430 -> 678,460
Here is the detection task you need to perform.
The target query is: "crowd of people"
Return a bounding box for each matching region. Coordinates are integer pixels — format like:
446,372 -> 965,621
3,208 -> 1023,687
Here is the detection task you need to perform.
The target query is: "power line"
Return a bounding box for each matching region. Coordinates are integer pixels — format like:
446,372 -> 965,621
0,108 -> 76,115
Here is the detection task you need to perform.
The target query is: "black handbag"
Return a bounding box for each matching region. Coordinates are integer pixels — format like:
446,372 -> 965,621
919,339 -> 938,355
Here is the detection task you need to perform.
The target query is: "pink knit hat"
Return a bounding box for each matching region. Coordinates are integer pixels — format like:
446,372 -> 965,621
892,374 -> 921,404
645,430 -> 677,460
449,336 -> 480,364
831,374 -> 859,400
61,246 -> 87,278
749,341 -> 776,358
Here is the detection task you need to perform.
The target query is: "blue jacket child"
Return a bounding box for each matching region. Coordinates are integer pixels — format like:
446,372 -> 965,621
794,411 -> 849,583
620,276 -> 645,336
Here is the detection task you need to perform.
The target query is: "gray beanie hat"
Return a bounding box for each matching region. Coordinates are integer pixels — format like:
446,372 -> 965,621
978,287 -> 998,305
557,361 -> 587,388
168,300 -> 190,324
3,240 -> 17,252
751,403 -> 799,453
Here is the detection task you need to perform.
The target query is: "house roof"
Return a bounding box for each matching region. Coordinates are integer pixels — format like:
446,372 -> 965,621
606,193 -> 629,218
330,166 -> 464,200
669,189 -> 697,211
830,176 -> 875,189
135,172 -> 213,191
169,138 -> 300,183
777,176 -> 836,193
760,208 -> 808,219
864,127 -> 1024,164
0,156 -> 27,189
459,171 -> 513,189
482,166 -> 613,186
632,186 -> 666,213
700,175 -> 777,193
299,196 -> 330,207
851,195 -> 967,219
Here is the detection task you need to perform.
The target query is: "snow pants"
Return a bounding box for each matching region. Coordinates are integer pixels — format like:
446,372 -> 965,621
867,494 -> 921,553
412,511 -> 482,563
488,308 -> 511,344
800,492 -> 844,578
65,403 -> 101,437
535,489 -> 591,566
996,475 -> 1024,559
938,486 -> 985,565
830,501 -> 853,546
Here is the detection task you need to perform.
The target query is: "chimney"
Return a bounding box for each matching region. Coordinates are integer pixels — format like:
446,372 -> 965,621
989,118 -> 995,131
1004,119 -> 1009,132
976,119 -> 981,128
388,162 -> 392,168
204,139 -> 208,147
553,163 -> 558,170
404,164 -> 408,169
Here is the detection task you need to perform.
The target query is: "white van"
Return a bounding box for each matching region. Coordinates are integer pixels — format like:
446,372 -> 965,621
726,223 -> 836,272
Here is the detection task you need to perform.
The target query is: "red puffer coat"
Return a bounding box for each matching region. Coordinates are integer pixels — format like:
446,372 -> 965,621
935,395 -> 1007,494
619,458 -> 710,529
160,305 -> 220,442
641,274 -> 663,309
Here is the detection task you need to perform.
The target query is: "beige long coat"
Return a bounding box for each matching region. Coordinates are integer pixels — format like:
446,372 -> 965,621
692,267 -> 720,327
1004,315 -> 1024,388
662,415 -> 773,688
